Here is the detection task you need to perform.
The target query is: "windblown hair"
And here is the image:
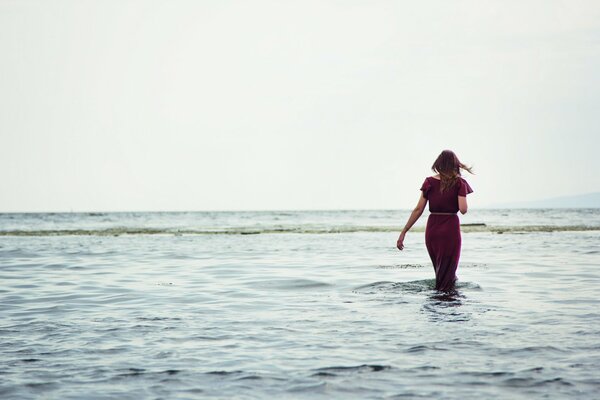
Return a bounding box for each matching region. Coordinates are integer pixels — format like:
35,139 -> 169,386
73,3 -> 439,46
431,150 -> 474,192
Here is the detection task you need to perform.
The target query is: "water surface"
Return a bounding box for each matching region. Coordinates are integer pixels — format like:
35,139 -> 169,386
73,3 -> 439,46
1,209 -> 599,398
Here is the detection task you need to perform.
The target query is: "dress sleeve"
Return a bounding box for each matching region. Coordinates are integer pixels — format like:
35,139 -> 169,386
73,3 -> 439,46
458,178 -> 473,197
420,178 -> 431,199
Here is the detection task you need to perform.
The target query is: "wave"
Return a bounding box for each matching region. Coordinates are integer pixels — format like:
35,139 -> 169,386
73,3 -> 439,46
0,224 -> 598,236
312,364 -> 391,376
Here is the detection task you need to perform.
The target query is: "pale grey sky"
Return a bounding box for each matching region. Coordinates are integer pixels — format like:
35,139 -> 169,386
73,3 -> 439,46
1,0 -> 599,211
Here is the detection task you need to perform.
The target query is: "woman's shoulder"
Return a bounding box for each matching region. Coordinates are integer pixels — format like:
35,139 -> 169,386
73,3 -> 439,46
457,176 -> 474,194
458,176 -> 472,186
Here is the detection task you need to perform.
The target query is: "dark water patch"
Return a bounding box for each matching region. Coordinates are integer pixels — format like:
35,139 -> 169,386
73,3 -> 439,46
405,345 -> 428,353
466,370 -> 514,378
572,328 -> 600,336
184,388 -> 204,394
90,346 -> 130,355
2,294 -> 24,303
136,316 -> 181,322
410,365 -> 440,371
497,345 -> 566,355
119,367 -> 146,376
542,377 -> 574,386
185,334 -> 234,341
501,376 -> 573,388
116,368 -> 181,378
163,369 -> 180,375
4,321 -> 75,333
387,392 -> 431,399
237,374 -> 262,380
313,364 -> 391,375
206,370 -> 244,376
24,382 -> 58,391
312,371 -> 337,377
36,350 -> 77,358
524,367 -> 544,372
13,284 -> 39,289
447,338 -> 486,348
55,281 -> 77,286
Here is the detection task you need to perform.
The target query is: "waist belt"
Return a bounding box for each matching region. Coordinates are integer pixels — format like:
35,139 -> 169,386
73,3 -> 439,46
430,212 -> 457,215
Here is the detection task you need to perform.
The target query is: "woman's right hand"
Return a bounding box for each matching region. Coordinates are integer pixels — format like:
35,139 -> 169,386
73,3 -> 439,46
396,233 -> 406,251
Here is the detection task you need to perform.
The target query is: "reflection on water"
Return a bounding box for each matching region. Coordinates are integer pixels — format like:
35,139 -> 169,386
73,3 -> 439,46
423,289 -> 470,323
428,289 -> 464,305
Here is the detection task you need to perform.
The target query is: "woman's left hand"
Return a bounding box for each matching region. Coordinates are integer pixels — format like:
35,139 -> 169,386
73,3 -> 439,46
396,233 -> 405,251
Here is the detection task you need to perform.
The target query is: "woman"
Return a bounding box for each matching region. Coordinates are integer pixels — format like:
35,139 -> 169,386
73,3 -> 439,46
396,150 -> 474,291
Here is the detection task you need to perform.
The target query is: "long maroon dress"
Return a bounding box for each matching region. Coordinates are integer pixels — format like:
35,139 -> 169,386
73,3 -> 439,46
420,177 -> 473,291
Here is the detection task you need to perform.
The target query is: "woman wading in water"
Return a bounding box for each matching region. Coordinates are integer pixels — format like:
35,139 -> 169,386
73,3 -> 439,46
397,150 -> 474,291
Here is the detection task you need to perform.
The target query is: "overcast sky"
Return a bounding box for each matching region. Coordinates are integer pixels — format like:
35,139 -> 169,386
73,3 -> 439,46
1,0 -> 599,212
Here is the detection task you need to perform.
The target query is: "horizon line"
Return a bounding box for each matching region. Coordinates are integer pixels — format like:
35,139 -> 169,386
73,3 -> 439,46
1,206 -> 599,214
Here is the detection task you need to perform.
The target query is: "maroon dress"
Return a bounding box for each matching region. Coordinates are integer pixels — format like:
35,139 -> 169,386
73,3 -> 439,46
420,177 -> 473,291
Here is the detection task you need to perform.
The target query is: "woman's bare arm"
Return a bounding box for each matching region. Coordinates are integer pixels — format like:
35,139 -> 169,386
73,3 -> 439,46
397,193 -> 427,250
458,195 -> 468,214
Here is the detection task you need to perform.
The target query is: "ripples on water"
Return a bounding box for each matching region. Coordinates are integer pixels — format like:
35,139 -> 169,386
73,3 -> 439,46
1,210 -> 600,399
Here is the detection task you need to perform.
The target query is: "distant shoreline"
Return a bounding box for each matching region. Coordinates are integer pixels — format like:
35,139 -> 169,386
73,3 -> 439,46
489,192 -> 600,209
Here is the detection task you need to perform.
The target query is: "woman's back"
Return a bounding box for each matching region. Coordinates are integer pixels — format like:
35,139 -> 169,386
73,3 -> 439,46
420,176 -> 473,213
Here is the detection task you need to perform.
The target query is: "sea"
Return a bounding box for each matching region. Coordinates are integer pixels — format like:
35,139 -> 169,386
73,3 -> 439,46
1,209 -> 599,399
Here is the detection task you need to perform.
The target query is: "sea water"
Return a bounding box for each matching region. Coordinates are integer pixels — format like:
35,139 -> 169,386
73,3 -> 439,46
1,209 -> 599,399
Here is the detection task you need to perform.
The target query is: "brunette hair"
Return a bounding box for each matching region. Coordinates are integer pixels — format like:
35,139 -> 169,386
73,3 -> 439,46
431,150 -> 473,192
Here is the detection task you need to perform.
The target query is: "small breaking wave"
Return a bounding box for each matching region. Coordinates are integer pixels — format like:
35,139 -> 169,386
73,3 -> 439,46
353,279 -> 481,295
0,224 -> 598,236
